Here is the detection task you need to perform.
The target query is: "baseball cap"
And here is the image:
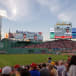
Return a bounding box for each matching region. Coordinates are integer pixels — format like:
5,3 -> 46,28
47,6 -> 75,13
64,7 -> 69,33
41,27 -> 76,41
30,63 -> 37,68
51,61 -> 55,65
14,64 -> 20,69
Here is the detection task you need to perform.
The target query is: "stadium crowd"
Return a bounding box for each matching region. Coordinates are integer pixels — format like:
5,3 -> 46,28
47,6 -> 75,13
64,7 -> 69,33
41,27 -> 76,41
25,40 -> 76,52
0,55 -> 76,76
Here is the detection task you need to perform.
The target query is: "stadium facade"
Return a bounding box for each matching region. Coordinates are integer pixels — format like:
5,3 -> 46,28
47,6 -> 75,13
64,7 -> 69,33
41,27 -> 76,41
1,22 -> 76,54
5,30 -> 43,42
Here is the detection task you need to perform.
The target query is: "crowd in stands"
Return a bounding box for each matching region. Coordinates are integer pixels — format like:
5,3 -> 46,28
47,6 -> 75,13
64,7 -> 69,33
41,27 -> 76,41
25,40 -> 76,52
0,55 -> 76,76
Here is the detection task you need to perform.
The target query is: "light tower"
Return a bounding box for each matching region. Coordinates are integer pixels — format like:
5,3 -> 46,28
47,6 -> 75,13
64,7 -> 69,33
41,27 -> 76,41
0,15 -> 2,40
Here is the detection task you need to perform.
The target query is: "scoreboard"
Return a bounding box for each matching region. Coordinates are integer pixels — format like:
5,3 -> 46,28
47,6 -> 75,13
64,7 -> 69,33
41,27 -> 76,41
55,23 -> 72,39
50,22 -> 72,39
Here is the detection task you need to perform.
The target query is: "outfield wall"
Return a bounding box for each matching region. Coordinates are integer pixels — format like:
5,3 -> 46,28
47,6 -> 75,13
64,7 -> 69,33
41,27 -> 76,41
2,48 -> 48,54
0,39 -> 75,54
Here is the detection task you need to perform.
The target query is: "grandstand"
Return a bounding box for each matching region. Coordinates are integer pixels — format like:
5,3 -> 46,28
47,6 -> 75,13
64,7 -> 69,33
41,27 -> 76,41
0,38 -> 76,54
25,39 -> 76,53
1,22 -> 76,54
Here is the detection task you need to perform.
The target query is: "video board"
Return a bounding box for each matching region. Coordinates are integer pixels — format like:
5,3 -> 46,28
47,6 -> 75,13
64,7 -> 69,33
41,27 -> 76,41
50,28 -> 55,39
72,28 -> 76,39
55,23 -> 72,39
50,32 -> 55,39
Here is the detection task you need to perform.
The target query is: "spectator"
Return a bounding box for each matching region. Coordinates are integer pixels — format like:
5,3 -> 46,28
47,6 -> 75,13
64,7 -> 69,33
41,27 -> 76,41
14,64 -> 21,76
30,63 -> 40,76
36,64 -> 42,71
49,64 -> 58,76
48,57 -> 52,63
62,62 -> 69,76
25,65 -> 30,71
67,56 -> 71,63
55,61 -> 59,70
68,55 -> 76,76
10,67 -> 15,76
40,63 -> 50,76
50,61 -> 56,69
20,69 -> 30,76
0,68 -> 2,76
48,64 -> 58,76
57,60 -> 66,76
2,66 -> 12,76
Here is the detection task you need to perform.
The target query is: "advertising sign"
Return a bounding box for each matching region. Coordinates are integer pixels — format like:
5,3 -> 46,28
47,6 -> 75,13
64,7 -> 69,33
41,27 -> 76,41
14,33 -> 23,39
55,23 -> 72,39
34,35 -> 37,40
5,33 -> 9,38
50,32 -> 55,39
72,28 -> 76,39
50,28 -> 55,39
23,34 -> 26,39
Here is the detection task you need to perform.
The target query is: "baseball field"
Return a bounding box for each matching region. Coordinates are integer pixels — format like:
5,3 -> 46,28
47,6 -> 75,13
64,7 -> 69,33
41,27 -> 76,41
0,54 -> 68,67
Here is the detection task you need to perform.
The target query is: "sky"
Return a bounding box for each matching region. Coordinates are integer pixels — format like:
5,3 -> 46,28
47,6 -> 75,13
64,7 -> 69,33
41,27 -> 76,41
0,0 -> 76,41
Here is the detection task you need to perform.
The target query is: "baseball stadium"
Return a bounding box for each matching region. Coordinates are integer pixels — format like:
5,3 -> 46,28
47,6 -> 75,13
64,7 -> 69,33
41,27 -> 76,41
0,0 -> 76,76
0,22 -> 75,67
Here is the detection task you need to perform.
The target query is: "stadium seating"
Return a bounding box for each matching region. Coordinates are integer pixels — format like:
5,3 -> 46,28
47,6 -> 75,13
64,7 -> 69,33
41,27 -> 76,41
24,39 -> 76,53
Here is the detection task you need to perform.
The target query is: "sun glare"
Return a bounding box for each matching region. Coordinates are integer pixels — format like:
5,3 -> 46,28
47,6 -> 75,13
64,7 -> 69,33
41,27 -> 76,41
12,8 -> 17,16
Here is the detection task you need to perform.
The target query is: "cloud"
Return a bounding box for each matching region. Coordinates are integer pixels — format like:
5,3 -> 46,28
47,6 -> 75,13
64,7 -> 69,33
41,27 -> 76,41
58,13 -> 72,22
0,0 -> 16,20
36,0 -> 60,13
0,10 -> 7,17
36,0 -> 76,25
0,0 -> 76,25
0,0 -> 30,20
15,0 -> 30,17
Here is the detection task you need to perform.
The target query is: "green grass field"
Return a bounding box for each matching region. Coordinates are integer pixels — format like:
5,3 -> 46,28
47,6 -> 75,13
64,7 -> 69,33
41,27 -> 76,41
0,54 -> 69,67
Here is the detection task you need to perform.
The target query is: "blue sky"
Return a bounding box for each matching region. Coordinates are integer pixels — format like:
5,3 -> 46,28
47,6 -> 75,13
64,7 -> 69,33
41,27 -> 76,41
0,0 -> 76,41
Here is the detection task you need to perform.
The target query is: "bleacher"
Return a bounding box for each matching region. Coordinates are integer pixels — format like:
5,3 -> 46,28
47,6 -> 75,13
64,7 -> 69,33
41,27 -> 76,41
25,39 -> 76,53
